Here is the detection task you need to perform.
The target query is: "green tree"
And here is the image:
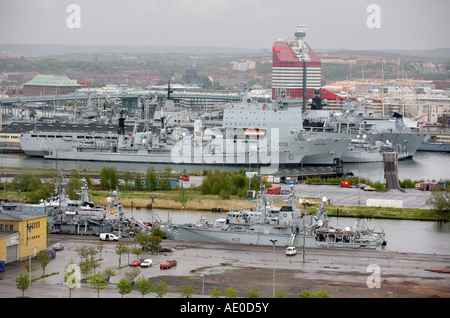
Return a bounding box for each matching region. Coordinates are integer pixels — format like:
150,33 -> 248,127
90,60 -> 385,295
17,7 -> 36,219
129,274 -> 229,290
15,272 -> 31,298
100,166 -> 119,190
88,272 -> 109,298
36,250 -> 52,276
115,243 -> 128,267
426,186 -> 450,212
224,286 -> 238,298
245,287 -> 261,298
180,284 -> 197,298
154,280 -> 169,298
123,171 -> 134,190
135,276 -> 154,298
145,167 -> 157,191
209,288 -> 222,298
67,171 -> 83,200
117,278 -> 134,298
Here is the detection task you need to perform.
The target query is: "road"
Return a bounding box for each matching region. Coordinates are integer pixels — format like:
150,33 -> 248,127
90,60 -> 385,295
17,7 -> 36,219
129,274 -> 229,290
1,235 -> 449,299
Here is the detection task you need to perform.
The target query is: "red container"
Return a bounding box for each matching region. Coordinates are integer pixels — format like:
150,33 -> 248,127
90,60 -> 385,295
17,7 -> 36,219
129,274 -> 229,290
267,186 -> 281,195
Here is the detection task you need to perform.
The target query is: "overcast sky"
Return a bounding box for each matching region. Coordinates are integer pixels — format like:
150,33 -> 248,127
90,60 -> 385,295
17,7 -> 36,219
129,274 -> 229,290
1,0 -> 449,51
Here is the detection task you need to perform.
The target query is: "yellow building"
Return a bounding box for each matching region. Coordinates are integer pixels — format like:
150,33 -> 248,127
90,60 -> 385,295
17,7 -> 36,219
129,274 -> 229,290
0,212 -> 47,263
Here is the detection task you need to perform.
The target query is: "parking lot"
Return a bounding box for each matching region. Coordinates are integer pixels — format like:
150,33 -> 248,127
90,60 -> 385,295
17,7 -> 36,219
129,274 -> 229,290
1,235 -> 449,298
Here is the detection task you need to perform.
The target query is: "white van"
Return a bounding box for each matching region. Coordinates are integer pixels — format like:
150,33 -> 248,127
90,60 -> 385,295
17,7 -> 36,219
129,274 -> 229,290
100,233 -> 119,241
286,246 -> 297,256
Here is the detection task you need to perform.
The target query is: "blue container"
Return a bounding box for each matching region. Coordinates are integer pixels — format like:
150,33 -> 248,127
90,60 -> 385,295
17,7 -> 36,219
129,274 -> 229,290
0,261 -> 5,272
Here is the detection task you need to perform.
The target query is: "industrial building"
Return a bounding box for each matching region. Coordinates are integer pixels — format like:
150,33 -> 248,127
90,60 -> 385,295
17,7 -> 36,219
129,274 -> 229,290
0,212 -> 47,264
22,74 -> 81,96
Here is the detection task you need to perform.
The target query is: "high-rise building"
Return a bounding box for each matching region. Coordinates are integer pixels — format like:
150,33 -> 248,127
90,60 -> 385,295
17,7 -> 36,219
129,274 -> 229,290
272,24 -> 321,108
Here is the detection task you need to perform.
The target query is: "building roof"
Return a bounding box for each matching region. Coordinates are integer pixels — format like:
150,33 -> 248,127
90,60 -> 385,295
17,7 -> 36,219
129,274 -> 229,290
0,211 -> 46,222
23,74 -> 81,87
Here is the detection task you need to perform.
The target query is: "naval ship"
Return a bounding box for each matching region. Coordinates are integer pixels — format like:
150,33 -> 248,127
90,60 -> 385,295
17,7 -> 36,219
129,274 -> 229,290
41,91 -> 350,167
303,91 -> 426,162
164,185 -> 386,250
1,176 -> 148,236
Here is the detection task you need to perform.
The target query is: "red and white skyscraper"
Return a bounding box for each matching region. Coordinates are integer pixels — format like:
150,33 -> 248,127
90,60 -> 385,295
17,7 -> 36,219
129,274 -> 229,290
272,24 -> 321,108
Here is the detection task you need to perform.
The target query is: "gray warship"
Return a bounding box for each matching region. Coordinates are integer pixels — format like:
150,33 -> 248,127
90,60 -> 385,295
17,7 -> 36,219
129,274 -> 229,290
164,186 -> 386,250
303,91 -> 426,161
1,176 -> 148,237
42,91 -> 350,167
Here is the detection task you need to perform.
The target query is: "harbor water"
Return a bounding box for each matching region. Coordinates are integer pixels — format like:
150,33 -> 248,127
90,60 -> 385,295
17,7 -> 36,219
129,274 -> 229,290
125,208 -> 450,255
0,151 -> 449,182
0,151 -> 449,255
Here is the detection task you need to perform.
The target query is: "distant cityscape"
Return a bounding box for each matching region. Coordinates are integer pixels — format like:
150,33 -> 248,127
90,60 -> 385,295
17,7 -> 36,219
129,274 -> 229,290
0,40 -> 449,127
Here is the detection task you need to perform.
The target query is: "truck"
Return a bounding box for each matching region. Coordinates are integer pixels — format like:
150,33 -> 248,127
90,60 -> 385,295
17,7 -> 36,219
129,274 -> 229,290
100,233 -> 119,241
286,246 -> 297,256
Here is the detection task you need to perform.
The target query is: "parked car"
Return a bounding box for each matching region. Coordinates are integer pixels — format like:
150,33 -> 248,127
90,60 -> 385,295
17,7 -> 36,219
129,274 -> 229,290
160,259 -> 177,269
100,233 -> 119,241
286,246 -> 297,256
52,243 -> 64,251
129,259 -> 144,267
140,259 -> 153,268
363,185 -> 376,191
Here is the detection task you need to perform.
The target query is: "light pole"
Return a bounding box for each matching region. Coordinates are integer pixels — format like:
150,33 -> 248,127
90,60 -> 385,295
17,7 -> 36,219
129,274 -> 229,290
270,239 -> 277,298
201,274 -> 204,296
27,224 -> 34,288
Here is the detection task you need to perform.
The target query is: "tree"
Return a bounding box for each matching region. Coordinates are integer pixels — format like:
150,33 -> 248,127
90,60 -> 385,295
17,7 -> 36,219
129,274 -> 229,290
97,242 -> 105,260
154,280 -> 169,298
209,288 -> 222,298
224,286 -> 238,298
36,250 -> 52,276
145,167 -> 157,191
130,245 -> 143,259
298,289 -> 330,298
100,166 -> 119,190
122,171 -> 134,191
88,272 -> 109,298
117,278 -> 134,298
67,170 -> 83,200
115,243 -> 128,267
15,272 -> 31,297
245,287 -> 261,298
426,186 -> 450,212
180,284 -> 197,298
135,276 -> 154,298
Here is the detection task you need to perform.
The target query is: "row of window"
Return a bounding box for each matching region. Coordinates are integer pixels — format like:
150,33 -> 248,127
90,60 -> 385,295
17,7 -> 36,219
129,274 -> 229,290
0,224 -> 14,231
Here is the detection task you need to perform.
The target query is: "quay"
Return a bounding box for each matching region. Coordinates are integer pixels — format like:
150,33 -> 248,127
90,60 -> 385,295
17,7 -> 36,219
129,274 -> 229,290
0,236 -> 449,299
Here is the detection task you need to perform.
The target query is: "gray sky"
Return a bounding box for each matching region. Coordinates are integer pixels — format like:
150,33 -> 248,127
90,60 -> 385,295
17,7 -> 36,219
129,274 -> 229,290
1,0 -> 449,51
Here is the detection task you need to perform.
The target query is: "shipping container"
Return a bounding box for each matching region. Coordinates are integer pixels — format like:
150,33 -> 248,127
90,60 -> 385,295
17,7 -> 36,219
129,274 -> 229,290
267,186 -> 281,195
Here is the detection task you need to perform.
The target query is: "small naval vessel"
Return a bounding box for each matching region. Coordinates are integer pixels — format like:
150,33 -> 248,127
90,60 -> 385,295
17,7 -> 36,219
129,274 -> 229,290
1,176 -> 148,237
164,186 -> 386,250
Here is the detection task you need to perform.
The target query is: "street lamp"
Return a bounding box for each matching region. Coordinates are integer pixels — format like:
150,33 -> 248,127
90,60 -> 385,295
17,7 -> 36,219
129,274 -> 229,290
27,224 -> 34,288
200,274 -> 204,296
269,239 -> 277,298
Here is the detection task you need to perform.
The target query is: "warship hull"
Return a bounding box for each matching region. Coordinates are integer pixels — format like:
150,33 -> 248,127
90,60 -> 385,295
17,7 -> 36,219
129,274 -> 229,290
166,224 -> 378,250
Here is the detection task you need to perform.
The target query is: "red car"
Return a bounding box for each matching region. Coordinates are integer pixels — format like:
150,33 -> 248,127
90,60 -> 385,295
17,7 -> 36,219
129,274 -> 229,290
160,259 -> 177,269
129,259 -> 143,267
